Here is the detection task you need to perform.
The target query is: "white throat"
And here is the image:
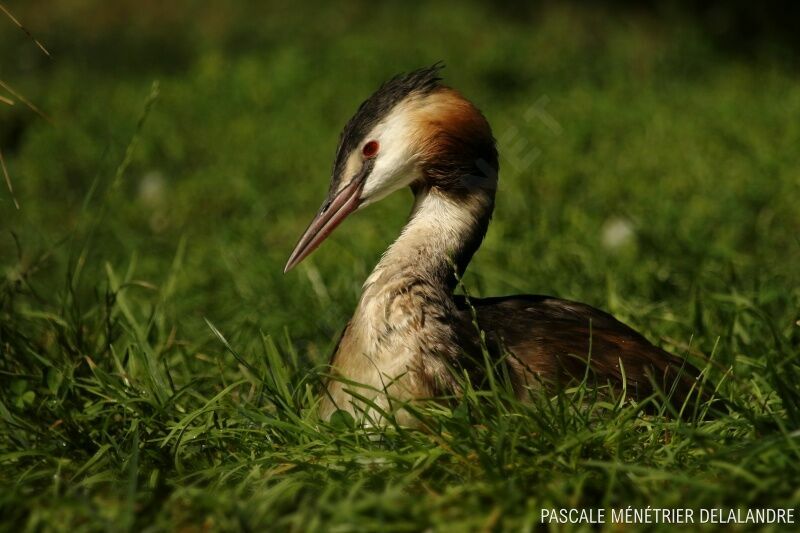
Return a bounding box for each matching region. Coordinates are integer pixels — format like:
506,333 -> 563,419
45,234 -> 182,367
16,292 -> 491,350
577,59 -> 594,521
365,187 -> 480,292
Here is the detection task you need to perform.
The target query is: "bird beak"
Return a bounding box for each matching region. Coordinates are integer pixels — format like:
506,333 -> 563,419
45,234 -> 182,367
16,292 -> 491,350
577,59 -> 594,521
284,178 -> 364,273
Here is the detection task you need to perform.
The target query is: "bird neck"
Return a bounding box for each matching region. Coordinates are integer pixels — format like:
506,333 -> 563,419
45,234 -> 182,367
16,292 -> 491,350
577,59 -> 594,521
363,180 -> 496,296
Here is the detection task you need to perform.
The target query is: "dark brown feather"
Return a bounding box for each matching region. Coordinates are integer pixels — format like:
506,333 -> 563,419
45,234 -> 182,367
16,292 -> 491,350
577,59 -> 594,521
452,294 -> 705,410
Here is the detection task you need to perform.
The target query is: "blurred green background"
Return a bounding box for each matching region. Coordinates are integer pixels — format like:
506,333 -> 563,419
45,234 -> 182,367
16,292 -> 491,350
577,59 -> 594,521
2,1 -> 799,351
2,1 -> 800,530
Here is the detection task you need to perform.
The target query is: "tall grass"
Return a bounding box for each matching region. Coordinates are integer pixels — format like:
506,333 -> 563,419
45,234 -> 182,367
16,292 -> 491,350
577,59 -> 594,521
1,2 -> 50,210
2,234 -> 798,529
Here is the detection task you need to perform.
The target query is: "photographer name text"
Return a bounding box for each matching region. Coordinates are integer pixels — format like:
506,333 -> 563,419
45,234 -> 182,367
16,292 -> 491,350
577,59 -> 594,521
540,507 -> 795,525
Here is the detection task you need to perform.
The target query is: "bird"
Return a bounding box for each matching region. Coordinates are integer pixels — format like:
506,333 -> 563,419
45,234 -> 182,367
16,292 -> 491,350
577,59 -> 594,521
284,64 -> 705,426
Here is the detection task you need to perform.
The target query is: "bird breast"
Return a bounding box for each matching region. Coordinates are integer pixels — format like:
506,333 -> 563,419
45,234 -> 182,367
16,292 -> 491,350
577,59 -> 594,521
319,278 -> 458,425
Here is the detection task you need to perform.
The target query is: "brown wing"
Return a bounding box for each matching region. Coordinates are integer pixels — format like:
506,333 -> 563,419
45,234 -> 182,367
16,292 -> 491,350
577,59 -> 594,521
453,294 -> 705,408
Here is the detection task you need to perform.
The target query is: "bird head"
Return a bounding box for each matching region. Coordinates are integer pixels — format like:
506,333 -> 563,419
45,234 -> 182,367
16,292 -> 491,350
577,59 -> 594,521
284,64 -> 497,273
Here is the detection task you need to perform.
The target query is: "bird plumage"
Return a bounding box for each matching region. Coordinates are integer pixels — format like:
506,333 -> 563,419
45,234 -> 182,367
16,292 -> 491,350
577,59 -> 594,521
286,64 -> 704,425
452,295 -> 701,405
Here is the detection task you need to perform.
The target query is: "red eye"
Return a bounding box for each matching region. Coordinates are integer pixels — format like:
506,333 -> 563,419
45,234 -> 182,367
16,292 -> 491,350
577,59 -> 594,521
362,140 -> 379,158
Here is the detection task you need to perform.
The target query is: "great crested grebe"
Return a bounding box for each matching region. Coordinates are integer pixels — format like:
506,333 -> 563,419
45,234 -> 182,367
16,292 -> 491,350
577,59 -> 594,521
285,65 -> 703,424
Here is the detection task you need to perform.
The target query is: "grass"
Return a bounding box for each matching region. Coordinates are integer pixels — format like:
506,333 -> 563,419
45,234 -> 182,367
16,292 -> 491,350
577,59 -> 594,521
1,1 -> 800,530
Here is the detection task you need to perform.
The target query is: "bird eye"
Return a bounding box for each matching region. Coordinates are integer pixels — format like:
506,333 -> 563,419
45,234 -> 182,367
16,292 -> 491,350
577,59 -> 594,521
362,140 -> 379,158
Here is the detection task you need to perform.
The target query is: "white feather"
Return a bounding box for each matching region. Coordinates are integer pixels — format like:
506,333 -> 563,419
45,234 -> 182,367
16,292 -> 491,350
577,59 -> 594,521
358,100 -> 424,206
